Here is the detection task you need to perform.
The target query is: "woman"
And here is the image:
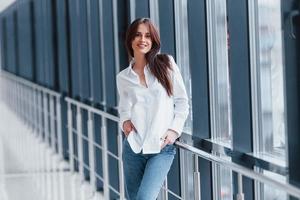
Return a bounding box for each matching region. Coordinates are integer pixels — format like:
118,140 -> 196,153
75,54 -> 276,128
116,18 -> 189,200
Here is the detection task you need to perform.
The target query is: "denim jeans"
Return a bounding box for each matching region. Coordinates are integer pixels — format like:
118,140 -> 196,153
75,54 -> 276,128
122,138 -> 176,200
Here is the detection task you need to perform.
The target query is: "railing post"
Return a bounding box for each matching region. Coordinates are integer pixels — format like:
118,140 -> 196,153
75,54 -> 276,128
38,90 -> 43,141
50,95 -> 56,152
36,90 -> 42,191
49,95 -> 59,200
193,154 -> 201,200
58,95 -> 68,200
101,116 -> 109,199
56,96 -> 63,159
33,88 -> 38,137
76,106 -> 84,181
18,83 -> 21,118
13,81 -> 16,112
26,86 -> 30,126
118,129 -> 125,200
87,111 -> 96,192
43,92 -> 49,146
236,173 -> 245,200
38,90 -> 46,197
30,87 -> 35,132
43,91 -> 52,200
23,85 -> 27,125
20,84 -> 24,122
162,179 -> 168,200
67,102 -> 74,172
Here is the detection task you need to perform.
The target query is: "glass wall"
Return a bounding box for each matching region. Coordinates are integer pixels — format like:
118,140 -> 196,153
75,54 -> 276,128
207,0 -> 232,199
207,0 -> 232,146
174,0 -> 192,135
1,0 -> 295,199
250,0 -> 288,199
261,170 -> 287,200
256,0 -> 286,160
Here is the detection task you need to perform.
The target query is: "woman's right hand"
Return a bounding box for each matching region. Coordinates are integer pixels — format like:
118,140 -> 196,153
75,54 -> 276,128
122,120 -> 136,137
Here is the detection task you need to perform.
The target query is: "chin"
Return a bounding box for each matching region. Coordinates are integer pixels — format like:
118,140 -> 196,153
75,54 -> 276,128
136,50 -> 150,55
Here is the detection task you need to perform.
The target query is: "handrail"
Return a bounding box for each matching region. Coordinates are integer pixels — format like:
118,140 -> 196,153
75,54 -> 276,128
175,141 -> 300,198
2,72 -> 300,199
1,70 -> 64,159
0,70 -> 61,98
64,96 -> 300,199
65,97 -> 119,122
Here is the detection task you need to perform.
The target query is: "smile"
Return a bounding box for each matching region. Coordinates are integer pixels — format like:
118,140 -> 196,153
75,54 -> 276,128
137,44 -> 148,48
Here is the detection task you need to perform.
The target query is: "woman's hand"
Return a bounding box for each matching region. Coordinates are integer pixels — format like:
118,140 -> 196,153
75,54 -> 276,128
160,129 -> 179,149
122,120 -> 136,137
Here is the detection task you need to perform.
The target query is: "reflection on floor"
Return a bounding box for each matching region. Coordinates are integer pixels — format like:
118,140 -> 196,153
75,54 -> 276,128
0,102 -> 105,200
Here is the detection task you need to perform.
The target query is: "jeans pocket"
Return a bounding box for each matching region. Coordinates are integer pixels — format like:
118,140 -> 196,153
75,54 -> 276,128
162,144 -> 176,155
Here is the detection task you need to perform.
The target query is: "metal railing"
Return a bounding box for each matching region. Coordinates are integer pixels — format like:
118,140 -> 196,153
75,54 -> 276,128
1,71 -> 300,200
65,97 -> 124,200
65,97 -> 300,200
0,71 -> 68,200
0,71 -> 63,158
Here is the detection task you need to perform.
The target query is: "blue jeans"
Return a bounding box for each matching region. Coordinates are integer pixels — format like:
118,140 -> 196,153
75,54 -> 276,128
122,139 -> 176,200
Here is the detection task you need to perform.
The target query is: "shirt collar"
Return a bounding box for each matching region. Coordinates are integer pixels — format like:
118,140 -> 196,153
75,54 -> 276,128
127,59 -> 150,76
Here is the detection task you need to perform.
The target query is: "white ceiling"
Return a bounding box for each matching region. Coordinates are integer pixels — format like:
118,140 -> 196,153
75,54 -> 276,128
0,0 -> 16,13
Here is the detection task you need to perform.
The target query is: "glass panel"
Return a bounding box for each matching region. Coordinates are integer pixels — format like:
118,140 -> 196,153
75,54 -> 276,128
215,1 -> 231,145
207,0 -> 232,199
262,170 -> 287,200
174,0 -> 192,135
254,1 -> 287,199
208,0 -> 232,146
213,155 -> 233,200
257,0 -> 286,161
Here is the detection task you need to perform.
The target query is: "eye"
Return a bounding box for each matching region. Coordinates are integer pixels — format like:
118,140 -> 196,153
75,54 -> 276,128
135,32 -> 141,37
145,34 -> 151,38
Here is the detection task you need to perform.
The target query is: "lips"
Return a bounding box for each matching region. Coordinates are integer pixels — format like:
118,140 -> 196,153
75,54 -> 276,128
137,44 -> 148,48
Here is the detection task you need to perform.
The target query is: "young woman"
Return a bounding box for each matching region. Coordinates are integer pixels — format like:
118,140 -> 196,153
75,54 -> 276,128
116,18 -> 189,200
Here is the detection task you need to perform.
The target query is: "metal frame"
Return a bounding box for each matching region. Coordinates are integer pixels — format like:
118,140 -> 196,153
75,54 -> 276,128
0,71 -> 65,200
248,1 -> 263,200
2,41 -> 300,199
206,1 -> 233,199
129,0 -> 136,23
149,0 -> 159,28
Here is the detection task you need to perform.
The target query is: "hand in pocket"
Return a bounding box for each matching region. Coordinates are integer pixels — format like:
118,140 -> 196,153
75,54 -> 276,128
160,129 -> 179,149
122,120 -> 137,137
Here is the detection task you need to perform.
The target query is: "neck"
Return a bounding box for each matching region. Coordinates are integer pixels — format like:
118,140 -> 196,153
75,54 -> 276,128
133,53 -> 147,71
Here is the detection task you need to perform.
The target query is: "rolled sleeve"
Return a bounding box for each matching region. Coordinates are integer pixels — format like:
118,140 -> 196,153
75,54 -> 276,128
168,56 -> 189,136
116,75 -> 132,132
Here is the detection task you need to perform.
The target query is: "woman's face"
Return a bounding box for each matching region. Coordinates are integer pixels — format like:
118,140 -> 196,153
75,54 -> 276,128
131,23 -> 152,56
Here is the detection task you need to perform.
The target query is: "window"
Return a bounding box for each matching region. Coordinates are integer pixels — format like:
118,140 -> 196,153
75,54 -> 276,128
207,0 -> 232,146
207,0 -> 233,199
249,0 -> 287,199
174,0 -> 192,135
256,0 -> 286,160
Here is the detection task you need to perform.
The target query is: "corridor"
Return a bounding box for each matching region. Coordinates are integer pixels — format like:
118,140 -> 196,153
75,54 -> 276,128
0,102 -> 105,200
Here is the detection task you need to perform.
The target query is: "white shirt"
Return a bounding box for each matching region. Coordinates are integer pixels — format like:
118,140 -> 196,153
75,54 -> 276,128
116,55 -> 189,154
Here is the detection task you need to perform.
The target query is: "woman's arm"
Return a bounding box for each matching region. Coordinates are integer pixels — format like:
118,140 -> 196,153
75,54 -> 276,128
168,56 -> 189,136
161,56 -> 189,148
116,74 -> 133,134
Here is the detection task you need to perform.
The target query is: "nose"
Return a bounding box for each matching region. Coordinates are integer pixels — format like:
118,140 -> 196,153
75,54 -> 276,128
140,34 -> 147,42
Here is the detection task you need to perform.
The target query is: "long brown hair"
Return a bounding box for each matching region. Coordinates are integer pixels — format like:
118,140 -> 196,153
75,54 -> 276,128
125,18 -> 173,96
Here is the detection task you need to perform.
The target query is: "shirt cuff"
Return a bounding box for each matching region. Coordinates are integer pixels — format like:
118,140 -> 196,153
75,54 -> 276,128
169,116 -> 186,137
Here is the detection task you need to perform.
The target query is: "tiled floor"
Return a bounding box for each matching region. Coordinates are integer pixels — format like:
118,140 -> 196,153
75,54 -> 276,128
0,102 -> 105,200
0,139 -> 41,200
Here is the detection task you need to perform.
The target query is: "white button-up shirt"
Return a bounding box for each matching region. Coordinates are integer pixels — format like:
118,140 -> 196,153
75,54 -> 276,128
116,55 -> 189,154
